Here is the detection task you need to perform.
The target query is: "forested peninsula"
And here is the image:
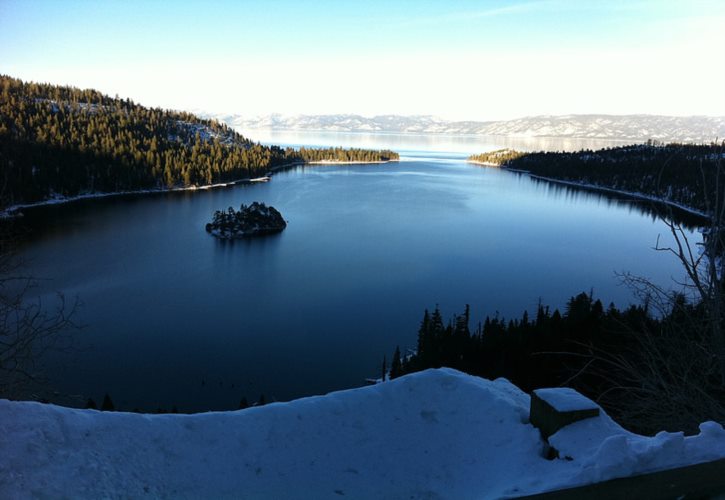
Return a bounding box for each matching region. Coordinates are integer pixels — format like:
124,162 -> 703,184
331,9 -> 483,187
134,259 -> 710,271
468,143 -> 724,216
0,75 -> 398,210
285,146 -> 398,164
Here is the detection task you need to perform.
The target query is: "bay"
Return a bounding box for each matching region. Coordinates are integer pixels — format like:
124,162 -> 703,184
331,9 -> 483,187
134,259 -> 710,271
14,134 -> 694,411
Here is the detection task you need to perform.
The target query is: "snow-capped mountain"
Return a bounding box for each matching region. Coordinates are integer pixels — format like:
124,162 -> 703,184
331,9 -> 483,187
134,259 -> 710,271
209,113 -> 725,143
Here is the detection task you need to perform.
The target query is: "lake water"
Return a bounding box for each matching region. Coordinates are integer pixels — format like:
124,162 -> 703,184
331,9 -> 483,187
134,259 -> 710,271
14,133 -> 694,411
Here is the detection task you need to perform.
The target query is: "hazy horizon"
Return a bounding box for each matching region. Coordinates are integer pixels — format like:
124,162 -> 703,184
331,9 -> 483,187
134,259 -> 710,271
2,1 -> 725,121
211,111 -> 725,120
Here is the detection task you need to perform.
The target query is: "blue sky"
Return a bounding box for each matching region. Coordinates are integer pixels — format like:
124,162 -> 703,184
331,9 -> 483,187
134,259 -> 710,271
1,0 -> 724,120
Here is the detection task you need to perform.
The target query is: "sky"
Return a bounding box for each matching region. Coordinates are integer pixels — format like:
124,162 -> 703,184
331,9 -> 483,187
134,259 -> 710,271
1,0 -> 724,121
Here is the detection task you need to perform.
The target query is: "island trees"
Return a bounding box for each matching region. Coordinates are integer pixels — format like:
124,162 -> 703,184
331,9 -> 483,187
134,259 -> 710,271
205,202 -> 286,239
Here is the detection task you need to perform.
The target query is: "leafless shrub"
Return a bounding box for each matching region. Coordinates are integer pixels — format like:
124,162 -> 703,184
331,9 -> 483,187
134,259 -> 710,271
570,145 -> 725,434
0,225 -> 79,399
588,279 -> 725,434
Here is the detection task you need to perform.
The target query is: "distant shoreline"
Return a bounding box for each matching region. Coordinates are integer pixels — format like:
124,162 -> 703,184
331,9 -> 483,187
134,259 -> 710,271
3,158 -> 706,221
466,160 -> 500,167
306,159 -> 399,165
0,180 -> 248,219
1,159 -> 399,218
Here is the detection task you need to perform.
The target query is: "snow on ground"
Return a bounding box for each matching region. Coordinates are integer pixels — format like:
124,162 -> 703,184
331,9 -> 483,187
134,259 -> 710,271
535,387 -> 599,412
0,181 -> 242,219
550,412 -> 725,486
1,368 -> 724,499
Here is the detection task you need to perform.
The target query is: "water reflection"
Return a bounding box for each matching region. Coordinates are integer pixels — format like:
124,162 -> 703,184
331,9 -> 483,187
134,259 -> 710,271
525,175 -> 707,229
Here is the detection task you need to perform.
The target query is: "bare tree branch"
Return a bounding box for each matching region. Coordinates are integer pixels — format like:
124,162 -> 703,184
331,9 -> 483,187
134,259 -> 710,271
0,224 -> 80,399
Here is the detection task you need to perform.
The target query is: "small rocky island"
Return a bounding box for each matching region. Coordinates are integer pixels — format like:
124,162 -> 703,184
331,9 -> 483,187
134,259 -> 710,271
205,202 -> 286,239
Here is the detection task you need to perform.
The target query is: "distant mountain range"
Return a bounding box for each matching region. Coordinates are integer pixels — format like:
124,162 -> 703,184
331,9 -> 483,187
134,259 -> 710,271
209,113 -> 725,143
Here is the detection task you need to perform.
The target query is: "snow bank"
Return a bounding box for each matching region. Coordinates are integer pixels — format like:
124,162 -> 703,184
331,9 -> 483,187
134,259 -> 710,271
535,387 -> 599,413
549,411 -> 725,486
1,368 -> 724,498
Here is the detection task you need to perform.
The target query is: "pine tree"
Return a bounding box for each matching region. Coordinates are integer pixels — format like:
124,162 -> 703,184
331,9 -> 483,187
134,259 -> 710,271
101,393 -> 115,411
416,309 -> 431,367
390,346 -> 402,379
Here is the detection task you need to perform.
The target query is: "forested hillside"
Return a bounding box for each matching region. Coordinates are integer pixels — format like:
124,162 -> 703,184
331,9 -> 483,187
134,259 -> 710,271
471,143 -> 724,215
0,76 -> 397,208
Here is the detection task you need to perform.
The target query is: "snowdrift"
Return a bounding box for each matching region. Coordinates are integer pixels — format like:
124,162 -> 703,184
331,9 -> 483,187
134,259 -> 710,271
1,368 -> 724,498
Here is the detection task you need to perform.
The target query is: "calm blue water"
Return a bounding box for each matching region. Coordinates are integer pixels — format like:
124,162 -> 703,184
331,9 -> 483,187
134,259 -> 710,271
16,149 -> 693,411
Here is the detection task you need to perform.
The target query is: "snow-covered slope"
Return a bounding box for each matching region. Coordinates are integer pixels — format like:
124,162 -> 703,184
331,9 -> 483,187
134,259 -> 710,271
1,368 -> 724,498
211,113 -> 725,143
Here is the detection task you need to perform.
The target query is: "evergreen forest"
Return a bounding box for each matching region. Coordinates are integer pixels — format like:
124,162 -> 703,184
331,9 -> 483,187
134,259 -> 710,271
386,287 -> 725,436
0,75 -> 397,208
3,74 -> 724,435
468,149 -> 526,164
469,142 -> 725,215
284,146 -> 397,163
